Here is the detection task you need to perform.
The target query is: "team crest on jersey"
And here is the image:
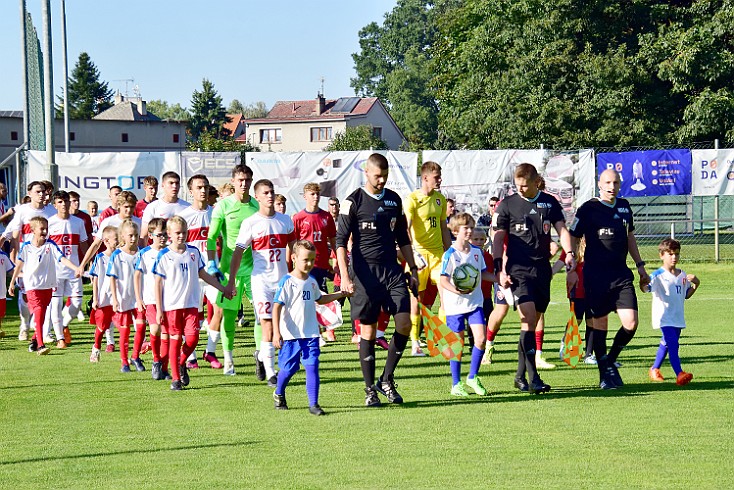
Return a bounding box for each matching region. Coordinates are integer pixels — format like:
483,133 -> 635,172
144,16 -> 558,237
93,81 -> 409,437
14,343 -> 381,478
190,253 -> 196,262
322,219 -> 327,226
543,220 -> 551,234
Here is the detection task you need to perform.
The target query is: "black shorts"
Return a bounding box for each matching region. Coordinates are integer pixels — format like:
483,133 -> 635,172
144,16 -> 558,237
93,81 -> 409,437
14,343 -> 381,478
586,280 -> 638,318
349,261 -> 410,325
309,267 -> 330,292
508,262 -> 552,313
482,296 -> 494,324
570,298 -> 591,323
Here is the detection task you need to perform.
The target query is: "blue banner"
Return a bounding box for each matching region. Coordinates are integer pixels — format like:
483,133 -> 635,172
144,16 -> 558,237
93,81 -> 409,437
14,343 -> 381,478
597,149 -> 692,197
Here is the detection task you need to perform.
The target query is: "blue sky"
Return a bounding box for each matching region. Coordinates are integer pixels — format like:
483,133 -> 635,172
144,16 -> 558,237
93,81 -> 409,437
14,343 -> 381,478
0,0 -> 396,111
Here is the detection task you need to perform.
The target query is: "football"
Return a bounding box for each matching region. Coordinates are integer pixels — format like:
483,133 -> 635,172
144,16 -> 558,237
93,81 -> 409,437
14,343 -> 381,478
452,263 -> 480,292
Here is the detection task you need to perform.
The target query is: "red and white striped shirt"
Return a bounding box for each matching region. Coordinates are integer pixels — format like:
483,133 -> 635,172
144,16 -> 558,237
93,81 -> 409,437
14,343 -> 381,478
48,214 -> 88,279
179,206 -> 212,255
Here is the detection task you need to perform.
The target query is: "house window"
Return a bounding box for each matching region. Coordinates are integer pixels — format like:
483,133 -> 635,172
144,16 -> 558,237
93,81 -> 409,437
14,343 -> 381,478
121,133 -> 129,143
69,132 -> 76,141
372,127 -> 382,139
260,128 -> 282,143
173,133 -> 179,143
10,131 -> 18,141
310,127 -> 333,142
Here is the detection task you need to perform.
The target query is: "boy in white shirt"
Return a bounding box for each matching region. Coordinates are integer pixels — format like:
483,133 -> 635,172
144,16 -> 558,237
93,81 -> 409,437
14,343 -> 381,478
107,219 -> 141,373
272,240 -> 348,415
89,227 -> 119,363
153,216 -> 231,391
440,213 -> 496,397
8,216 -> 79,355
645,238 -> 699,386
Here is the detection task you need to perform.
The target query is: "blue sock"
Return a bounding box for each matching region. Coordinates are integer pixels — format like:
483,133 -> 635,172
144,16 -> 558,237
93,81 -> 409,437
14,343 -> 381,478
661,327 -> 682,374
305,362 -> 320,407
275,366 -> 298,396
468,346 -> 484,379
450,360 -> 461,386
652,336 -> 668,369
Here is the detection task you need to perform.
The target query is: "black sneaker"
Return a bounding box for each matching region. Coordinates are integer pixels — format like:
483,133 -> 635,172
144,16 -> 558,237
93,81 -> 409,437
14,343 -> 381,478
267,375 -> 278,388
131,358 -> 146,372
375,377 -> 404,404
162,370 -> 172,381
151,361 -> 162,380
170,380 -> 183,391
529,379 -> 551,394
180,364 -> 190,386
309,404 -> 326,416
273,392 -> 288,410
365,386 -> 381,407
254,350 -> 265,381
607,364 -> 624,387
28,339 -> 38,353
599,376 -> 618,390
513,376 -> 529,392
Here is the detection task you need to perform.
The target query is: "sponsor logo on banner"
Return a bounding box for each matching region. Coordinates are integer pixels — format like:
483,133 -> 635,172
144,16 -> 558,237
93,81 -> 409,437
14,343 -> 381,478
61,175 -> 145,191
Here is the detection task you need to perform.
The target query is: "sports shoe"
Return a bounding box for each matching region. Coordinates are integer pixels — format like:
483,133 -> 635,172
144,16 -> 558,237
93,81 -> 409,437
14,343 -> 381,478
676,371 -> 693,386
76,310 -> 85,321
513,376 -> 529,392
529,379 -> 551,394
18,330 -> 28,341
607,364 -> 624,387
162,370 -> 172,380
151,361 -> 162,380
131,358 -> 146,372
451,381 -> 469,397
649,368 -> 665,382
56,339 -> 67,349
351,334 -> 360,344
253,350 -> 265,381
203,352 -> 223,369
599,377 -> 618,390
36,345 -> 50,356
28,339 -> 38,352
375,377 -> 404,404
324,329 -> 336,342
267,375 -> 277,388
535,352 -> 556,370
482,342 -> 495,365
170,380 -> 183,391
186,360 -> 199,370
614,361 -> 623,368
273,392 -> 288,410
105,344 -> 115,353
375,337 -> 389,350
411,346 -> 426,357
43,336 -> 55,344
364,386 -> 381,407
466,375 -> 488,396
309,404 -> 326,416
584,354 -> 598,365
120,364 -> 131,373
223,361 -> 236,376
180,364 -> 190,386
63,327 -> 72,345
90,347 -> 101,363
140,342 -> 151,355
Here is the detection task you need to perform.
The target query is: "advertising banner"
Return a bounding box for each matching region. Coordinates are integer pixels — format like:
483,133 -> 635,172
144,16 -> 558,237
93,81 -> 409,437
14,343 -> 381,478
691,149 -> 734,196
596,149 -> 692,197
27,150 -> 180,205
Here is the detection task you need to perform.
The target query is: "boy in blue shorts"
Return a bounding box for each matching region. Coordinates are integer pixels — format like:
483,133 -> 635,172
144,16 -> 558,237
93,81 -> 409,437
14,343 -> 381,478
440,213 -> 497,396
272,240 -> 349,415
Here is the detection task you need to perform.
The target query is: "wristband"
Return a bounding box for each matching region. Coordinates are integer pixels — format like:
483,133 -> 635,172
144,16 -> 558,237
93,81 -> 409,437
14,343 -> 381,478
636,261 -> 646,268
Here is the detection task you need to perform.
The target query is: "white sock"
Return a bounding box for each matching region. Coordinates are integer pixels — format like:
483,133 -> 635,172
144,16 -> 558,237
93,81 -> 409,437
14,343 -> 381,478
376,330 -> 385,339
65,297 -> 82,326
105,327 -> 114,345
260,340 -> 275,378
223,349 -> 233,365
207,330 -> 221,353
51,296 -> 65,340
43,305 -> 53,340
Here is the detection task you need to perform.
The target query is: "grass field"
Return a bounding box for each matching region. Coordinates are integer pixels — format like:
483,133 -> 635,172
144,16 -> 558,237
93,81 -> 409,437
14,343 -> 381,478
1,264 -> 733,489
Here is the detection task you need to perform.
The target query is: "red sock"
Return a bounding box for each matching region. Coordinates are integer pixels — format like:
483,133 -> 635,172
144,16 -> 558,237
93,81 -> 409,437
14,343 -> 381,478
486,329 -> 497,342
378,311 -> 390,332
65,297 -> 71,307
150,334 -> 161,362
169,337 -> 183,381
354,320 -> 361,336
132,323 -> 146,358
118,327 -> 130,365
179,331 -> 200,366
161,336 -> 169,371
535,330 -> 544,351
94,327 -> 105,349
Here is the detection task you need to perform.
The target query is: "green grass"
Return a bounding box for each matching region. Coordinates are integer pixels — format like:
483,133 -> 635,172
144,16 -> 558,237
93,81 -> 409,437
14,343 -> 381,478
1,264 -> 733,488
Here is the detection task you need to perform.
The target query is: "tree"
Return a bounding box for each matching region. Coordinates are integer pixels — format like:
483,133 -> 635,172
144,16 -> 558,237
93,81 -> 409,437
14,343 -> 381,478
242,101 -> 268,119
188,79 -> 230,141
324,125 -> 389,151
56,52 -> 113,119
228,99 -> 245,115
147,99 -> 190,121
186,131 -> 259,160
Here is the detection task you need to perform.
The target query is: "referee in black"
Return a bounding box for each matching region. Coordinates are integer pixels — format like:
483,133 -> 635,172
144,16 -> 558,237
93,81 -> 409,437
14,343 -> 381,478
568,168 -> 650,389
336,153 -> 420,407
492,163 -> 575,394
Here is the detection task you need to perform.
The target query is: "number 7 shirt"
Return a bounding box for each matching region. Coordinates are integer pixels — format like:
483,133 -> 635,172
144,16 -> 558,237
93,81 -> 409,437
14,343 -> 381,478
235,212 -> 294,291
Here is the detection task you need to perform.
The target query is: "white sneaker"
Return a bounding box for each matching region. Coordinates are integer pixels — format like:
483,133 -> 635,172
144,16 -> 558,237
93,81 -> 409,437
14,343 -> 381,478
535,351 -> 556,370
223,361 -> 236,376
18,330 -> 28,341
43,335 -> 55,344
583,354 -> 597,365
411,340 -> 425,356
481,342 -> 495,365
90,347 -> 101,363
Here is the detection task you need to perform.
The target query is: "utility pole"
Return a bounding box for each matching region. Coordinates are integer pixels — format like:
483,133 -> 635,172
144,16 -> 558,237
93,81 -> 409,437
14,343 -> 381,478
61,0 -> 70,152
41,0 -> 57,184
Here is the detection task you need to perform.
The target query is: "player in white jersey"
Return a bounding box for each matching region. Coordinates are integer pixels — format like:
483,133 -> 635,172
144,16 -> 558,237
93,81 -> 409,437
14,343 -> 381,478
47,191 -> 89,348
179,174 -> 216,369
80,191 -> 140,270
141,171 -> 189,233
107,219 -> 142,373
153,216 -> 230,391
224,179 -> 295,387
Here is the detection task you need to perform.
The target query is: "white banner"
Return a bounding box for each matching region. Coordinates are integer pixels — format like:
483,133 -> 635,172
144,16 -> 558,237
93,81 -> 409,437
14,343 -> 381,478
423,149 -> 595,224
243,151 -> 417,212
27,150 -> 181,206
692,149 -> 734,196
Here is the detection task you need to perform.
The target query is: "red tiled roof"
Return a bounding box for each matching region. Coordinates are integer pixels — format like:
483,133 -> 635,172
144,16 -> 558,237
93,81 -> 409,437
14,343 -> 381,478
245,97 -> 378,123
224,113 -> 244,135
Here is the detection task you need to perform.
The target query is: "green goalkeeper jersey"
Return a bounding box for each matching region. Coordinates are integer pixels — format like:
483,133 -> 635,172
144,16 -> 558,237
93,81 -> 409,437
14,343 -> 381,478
207,194 -> 259,277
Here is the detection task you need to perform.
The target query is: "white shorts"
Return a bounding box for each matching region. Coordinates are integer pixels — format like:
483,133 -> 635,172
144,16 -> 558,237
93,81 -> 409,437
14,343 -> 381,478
53,277 -> 83,298
251,284 -> 277,320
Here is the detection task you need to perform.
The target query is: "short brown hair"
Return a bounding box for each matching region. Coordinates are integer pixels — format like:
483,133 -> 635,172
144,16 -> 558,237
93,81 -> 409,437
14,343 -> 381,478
116,191 -> 138,206
293,239 -> 316,256
448,212 -> 475,232
659,238 -> 681,255
514,163 -> 539,181
275,194 -> 287,204
29,216 -> 48,229
303,182 -> 321,194
254,179 -> 274,193
421,161 -> 441,175
366,153 -> 388,170
166,215 -> 187,233
143,176 -> 159,186
147,217 -> 167,234
187,174 -> 210,189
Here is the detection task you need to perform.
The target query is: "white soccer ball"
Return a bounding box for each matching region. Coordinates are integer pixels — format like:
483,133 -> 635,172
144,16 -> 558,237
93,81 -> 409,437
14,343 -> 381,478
452,263 -> 480,292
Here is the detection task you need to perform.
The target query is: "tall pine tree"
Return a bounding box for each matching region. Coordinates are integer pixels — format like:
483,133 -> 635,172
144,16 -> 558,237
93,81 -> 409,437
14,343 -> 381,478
188,79 -> 230,142
56,52 -> 113,119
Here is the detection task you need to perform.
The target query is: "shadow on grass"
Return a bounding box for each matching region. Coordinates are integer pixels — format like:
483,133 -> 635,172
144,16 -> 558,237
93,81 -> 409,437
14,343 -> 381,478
0,440 -> 260,466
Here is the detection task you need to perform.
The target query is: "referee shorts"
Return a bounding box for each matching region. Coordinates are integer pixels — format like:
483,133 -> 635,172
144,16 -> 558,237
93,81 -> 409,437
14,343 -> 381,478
350,261 -> 411,325
508,262 -> 552,313
586,280 -> 638,318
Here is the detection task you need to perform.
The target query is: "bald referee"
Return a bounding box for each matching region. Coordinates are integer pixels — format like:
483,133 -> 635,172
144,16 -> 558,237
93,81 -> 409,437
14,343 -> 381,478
336,153 -> 420,407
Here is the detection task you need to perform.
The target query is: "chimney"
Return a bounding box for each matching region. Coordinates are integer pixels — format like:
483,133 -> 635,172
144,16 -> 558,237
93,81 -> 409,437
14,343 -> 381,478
137,99 -> 147,116
292,102 -> 297,113
114,91 -> 123,105
316,93 -> 325,115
